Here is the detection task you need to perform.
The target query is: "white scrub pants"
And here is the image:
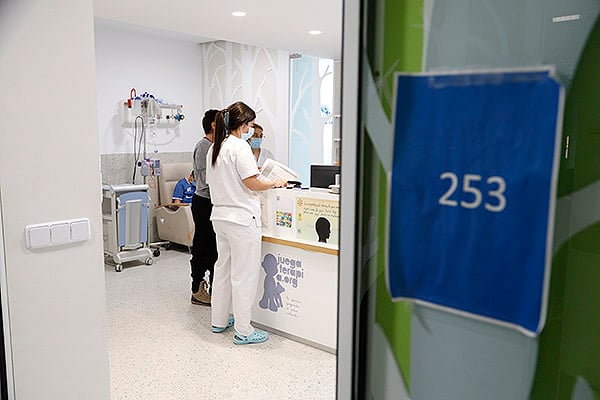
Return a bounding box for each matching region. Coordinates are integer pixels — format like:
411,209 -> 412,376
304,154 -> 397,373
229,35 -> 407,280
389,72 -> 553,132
211,219 -> 262,337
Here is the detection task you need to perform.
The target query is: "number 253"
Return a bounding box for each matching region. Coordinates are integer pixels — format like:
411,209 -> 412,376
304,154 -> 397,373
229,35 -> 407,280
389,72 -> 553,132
438,172 -> 506,212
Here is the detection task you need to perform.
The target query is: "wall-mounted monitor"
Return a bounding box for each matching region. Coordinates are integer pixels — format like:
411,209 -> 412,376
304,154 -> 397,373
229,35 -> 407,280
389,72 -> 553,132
310,164 -> 341,188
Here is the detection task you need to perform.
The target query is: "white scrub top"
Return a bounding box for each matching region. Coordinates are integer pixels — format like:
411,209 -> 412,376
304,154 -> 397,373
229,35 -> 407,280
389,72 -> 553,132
256,147 -> 274,167
206,135 -> 261,226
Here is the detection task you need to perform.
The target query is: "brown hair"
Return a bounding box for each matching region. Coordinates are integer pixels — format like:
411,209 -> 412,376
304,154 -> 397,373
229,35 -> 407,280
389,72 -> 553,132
202,109 -> 219,134
212,101 -> 256,165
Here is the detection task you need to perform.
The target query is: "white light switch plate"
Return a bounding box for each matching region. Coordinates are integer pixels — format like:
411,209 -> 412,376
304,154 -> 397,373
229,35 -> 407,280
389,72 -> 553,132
50,223 -> 70,245
70,220 -> 91,241
26,218 -> 91,249
27,226 -> 50,249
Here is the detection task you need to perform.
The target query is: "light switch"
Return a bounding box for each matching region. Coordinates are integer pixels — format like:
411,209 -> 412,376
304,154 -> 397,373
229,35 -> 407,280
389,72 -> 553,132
25,217 -> 91,250
27,226 -> 50,249
50,223 -> 70,245
70,219 -> 90,242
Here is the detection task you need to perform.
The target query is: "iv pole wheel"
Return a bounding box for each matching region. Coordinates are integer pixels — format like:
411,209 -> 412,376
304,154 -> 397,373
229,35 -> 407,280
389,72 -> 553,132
153,249 -> 161,257
145,257 -> 154,266
115,264 -> 123,272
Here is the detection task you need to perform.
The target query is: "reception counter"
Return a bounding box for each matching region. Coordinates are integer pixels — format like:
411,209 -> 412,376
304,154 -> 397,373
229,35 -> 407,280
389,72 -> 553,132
252,188 -> 339,353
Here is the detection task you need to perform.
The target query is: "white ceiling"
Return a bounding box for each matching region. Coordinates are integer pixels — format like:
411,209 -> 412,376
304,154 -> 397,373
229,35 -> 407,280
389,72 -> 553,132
93,0 -> 343,60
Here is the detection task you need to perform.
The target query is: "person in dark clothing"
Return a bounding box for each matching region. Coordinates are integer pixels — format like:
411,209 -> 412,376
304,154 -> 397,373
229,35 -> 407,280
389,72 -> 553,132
189,109 -> 219,305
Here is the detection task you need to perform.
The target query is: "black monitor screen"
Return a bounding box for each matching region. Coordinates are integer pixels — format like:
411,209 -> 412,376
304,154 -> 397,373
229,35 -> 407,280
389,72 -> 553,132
310,164 -> 340,188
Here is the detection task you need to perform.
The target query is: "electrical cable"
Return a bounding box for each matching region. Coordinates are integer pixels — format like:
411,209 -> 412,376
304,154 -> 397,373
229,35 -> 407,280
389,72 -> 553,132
132,116 -> 145,183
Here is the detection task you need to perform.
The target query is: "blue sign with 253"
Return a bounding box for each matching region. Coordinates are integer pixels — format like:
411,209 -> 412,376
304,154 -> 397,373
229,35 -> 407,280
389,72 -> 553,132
387,69 -> 563,336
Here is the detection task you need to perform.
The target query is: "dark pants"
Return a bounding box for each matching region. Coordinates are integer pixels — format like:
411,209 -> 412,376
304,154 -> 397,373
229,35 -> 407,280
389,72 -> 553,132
190,194 -> 217,293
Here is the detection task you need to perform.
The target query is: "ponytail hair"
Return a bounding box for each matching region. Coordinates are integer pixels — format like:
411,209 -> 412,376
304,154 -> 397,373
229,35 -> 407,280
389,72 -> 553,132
212,109 -> 228,166
211,101 -> 256,165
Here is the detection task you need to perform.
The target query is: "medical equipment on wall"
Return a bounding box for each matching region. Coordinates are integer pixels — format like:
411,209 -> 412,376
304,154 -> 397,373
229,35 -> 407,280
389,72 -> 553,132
123,88 -> 184,184
102,183 -> 154,272
138,158 -> 161,176
123,88 -> 185,126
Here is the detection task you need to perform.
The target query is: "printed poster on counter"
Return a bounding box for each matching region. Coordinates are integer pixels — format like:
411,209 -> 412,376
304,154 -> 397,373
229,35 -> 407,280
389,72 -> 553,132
296,197 -> 339,245
387,68 -> 563,336
253,242 -> 338,349
274,195 -> 295,238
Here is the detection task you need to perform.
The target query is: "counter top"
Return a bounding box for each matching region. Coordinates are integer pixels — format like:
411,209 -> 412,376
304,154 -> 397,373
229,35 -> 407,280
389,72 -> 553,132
262,234 -> 339,256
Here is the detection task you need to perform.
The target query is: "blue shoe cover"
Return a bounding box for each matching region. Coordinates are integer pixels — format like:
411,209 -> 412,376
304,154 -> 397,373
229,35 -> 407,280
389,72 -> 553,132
211,315 -> 234,333
233,329 -> 269,345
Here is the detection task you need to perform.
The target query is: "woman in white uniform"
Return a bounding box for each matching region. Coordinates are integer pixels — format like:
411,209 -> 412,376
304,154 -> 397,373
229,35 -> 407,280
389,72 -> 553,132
206,101 -> 287,345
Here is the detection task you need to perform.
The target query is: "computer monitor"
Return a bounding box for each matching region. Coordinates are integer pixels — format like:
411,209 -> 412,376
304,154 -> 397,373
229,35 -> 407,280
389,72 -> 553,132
310,164 -> 341,188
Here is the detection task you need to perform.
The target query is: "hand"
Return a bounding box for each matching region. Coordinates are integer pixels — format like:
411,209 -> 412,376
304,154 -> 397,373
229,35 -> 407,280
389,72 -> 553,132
272,179 -> 288,188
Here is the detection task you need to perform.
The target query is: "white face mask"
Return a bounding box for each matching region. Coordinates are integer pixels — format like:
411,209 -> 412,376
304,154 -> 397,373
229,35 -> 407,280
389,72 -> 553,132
242,126 -> 254,141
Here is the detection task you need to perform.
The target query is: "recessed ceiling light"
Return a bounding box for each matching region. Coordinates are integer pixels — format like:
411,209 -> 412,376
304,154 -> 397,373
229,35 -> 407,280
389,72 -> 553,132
232,11 -> 246,17
552,14 -> 580,23
309,30 -> 322,35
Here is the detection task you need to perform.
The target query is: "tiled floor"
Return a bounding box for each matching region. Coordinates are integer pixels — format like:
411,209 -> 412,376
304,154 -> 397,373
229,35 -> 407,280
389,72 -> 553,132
105,248 -> 336,399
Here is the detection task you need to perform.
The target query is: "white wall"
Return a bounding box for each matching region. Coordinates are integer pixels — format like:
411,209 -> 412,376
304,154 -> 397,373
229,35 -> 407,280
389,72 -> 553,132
0,1 -> 111,398
199,41 -> 291,165
95,25 -> 291,166
95,23 -> 204,155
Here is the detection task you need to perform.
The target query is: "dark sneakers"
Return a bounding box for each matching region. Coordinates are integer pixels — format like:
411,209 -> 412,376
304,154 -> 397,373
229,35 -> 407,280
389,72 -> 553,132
191,281 -> 211,306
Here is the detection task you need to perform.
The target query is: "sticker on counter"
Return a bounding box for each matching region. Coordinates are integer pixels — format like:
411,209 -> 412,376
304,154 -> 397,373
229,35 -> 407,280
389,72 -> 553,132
259,252 -> 305,316
296,197 -> 339,245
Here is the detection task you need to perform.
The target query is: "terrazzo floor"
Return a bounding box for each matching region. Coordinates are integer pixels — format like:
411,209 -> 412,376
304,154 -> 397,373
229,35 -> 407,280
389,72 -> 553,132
105,247 -> 337,400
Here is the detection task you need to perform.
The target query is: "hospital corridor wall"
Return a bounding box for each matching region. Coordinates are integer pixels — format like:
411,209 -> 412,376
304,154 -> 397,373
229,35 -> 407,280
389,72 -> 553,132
0,0 -> 111,398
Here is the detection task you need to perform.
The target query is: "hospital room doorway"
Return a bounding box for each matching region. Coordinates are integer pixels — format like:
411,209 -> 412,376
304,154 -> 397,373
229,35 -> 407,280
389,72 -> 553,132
93,1 -> 347,398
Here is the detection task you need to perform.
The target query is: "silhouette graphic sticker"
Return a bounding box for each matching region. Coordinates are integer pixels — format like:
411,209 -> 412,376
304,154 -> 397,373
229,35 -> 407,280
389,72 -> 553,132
315,217 -> 331,243
259,253 -> 285,312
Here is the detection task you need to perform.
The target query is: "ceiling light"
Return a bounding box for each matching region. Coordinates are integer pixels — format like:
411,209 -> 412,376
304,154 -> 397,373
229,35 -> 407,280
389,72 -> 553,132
308,30 -> 322,35
232,11 -> 246,17
552,14 -> 580,23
